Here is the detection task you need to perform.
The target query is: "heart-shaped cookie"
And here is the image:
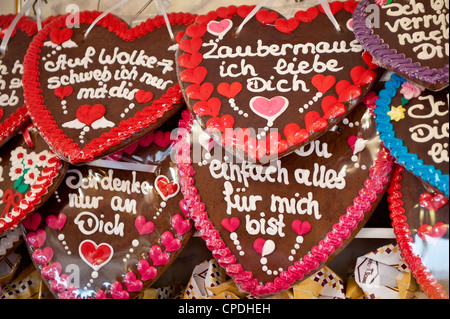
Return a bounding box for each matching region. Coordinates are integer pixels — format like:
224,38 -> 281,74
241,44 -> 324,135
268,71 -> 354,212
176,100 -> 394,296
374,73 -> 449,196
0,125 -> 68,234
23,109 -> 193,299
0,15 -> 37,147
388,165 -> 449,299
23,11 -> 196,164
176,2 -> 382,163
352,0 -> 449,91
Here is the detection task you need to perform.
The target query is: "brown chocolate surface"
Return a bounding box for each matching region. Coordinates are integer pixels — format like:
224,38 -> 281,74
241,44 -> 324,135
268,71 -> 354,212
177,5 -> 383,163
190,102 -> 391,289
23,109 -> 194,299
390,87 -> 449,175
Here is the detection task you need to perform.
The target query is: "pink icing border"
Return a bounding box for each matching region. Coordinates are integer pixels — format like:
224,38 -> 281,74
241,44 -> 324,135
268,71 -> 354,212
175,110 -> 394,296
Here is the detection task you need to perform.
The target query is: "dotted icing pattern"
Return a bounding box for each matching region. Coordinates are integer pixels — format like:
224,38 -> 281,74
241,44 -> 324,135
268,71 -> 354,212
374,73 -> 449,196
387,165 -> 449,299
176,110 -> 394,297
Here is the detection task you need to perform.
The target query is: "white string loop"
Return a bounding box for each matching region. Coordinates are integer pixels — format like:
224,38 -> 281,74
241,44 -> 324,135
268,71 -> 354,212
84,0 -> 130,40
235,0 -> 274,37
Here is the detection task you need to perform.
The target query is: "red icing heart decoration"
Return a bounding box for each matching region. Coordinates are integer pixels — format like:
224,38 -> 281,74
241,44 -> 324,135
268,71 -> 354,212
178,102 -> 393,296
388,166 -> 449,299
176,3 -> 381,162
0,127 -> 68,234
23,12 -> 196,164
79,240 -> 113,271
22,110 -> 193,299
419,193 -> 448,212
0,15 -> 38,147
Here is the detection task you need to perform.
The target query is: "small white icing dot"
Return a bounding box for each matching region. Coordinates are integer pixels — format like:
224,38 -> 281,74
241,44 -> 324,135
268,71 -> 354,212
355,121 -> 359,126
83,126 -> 90,132
236,245 -> 241,250
129,248 -> 134,253
291,249 -> 296,254
354,163 -> 360,168
260,257 -> 267,265
124,108 -> 129,113
262,266 -> 268,271
299,108 -> 304,113
204,153 -> 211,160
241,188 -> 246,192
349,123 -> 354,128
67,251 -> 72,255
296,236 -> 303,244
92,271 -> 98,279
129,103 -> 135,109
58,234 -> 65,241
260,212 -> 265,217
230,232 -> 237,240
294,244 -> 300,249
132,239 -> 139,247
361,165 -> 367,170
161,201 -> 166,208
239,251 -> 245,256
343,118 -> 349,125
273,270 -> 278,275
61,100 -> 67,105
267,270 -> 272,275
126,254 -> 130,259
289,256 -> 294,261
351,155 -> 358,162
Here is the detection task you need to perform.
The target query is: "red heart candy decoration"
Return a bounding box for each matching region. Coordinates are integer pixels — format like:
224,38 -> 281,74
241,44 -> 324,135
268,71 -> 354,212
362,51 -> 378,70
185,23 -> 207,38
217,82 -> 243,99
124,272 -> 143,292
253,238 -> 266,256
295,7 -> 320,22
350,66 -> 377,87
193,98 -> 221,117
22,213 -> 42,231
237,5 -> 256,18
149,245 -> 170,266
110,282 -> 129,299
50,28 -> 73,45
161,231 -> 182,252
312,75 -> 336,94
335,80 -> 362,102
418,222 -> 448,241
266,131 -> 289,155
284,123 -> 309,145
186,83 -> 215,101
206,115 -> 235,133
41,262 -> 62,280
419,193 -> 448,212
76,104 -> 106,126
304,111 -> 328,133
291,220 -> 312,236
46,213 -> 67,231
134,216 -> 155,235
216,6 -> 237,19
54,86 -> 73,100
32,246 -> 54,265
180,66 -> 208,84
135,90 -> 153,104
51,274 -> 70,293
255,9 -> 279,25
274,18 -> 300,33
79,240 -> 113,270
244,137 -> 267,161
153,130 -> 172,148
155,175 -> 179,201
222,217 -> 240,233
318,1 -> 343,15
179,37 -> 203,54
178,52 -> 203,69
26,229 -> 47,248
172,214 -> 192,236
321,95 -> 346,119
137,260 -> 157,281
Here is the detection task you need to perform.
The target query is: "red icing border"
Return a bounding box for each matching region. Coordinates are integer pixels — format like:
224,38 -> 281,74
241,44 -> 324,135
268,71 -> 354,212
0,14 -> 38,147
177,2 -> 377,161
387,165 -> 449,299
175,111 -> 394,296
22,11 -> 196,164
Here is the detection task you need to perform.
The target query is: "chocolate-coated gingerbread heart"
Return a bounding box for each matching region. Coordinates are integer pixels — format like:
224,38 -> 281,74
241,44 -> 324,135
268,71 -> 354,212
23,11 -> 196,164
23,109 -> 194,299
375,73 -> 449,196
0,15 -> 37,147
176,98 -> 394,296
0,125 -> 68,233
176,2 -> 382,163
352,0 -> 449,91
388,165 -> 449,299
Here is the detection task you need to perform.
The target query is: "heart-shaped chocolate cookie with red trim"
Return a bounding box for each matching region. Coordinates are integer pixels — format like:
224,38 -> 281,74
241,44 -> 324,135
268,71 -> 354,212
0,125 -> 68,234
23,11 -> 196,164
176,2 -> 382,163
23,109 -> 194,299
388,165 -> 449,299
352,0 -> 449,91
374,73 -> 449,197
176,98 -> 394,296
0,15 -> 37,147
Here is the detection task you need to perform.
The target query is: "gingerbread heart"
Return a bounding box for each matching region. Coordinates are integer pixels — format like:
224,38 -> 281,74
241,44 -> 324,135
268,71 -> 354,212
388,165 -> 449,299
374,73 -> 449,196
352,0 -> 449,91
23,11 -> 196,164
0,125 -> 68,234
176,2 -> 382,163
23,109 -> 194,299
176,100 -> 394,296
0,15 -> 37,147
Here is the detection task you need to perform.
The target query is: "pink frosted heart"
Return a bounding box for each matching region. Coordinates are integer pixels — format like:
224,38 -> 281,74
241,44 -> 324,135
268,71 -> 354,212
46,213 -> 67,230
291,220 -> 312,236
250,96 -> 288,122
207,19 -> 232,35
171,214 -> 192,236
137,259 -> 158,281
26,229 -> 47,248
135,216 -> 155,235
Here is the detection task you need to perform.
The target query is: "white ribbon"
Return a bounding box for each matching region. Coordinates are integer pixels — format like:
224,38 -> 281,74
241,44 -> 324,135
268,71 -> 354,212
84,0 -> 130,40
155,0 -> 174,41
235,0 -> 274,36
318,0 -> 341,32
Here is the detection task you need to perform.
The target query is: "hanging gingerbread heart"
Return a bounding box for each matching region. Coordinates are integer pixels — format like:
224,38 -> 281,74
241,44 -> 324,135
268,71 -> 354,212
388,165 -> 449,299
374,73 -> 449,197
23,109 -> 194,299
23,11 -> 196,164
352,0 -> 449,91
176,97 -> 394,296
0,15 -> 37,147
176,2 -> 382,163
0,125 -> 68,234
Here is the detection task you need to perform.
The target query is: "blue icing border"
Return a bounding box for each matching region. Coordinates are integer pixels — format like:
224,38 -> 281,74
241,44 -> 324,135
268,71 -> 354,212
374,73 -> 449,197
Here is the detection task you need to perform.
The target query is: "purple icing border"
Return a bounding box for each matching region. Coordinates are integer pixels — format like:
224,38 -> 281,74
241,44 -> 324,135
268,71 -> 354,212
352,0 -> 449,88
